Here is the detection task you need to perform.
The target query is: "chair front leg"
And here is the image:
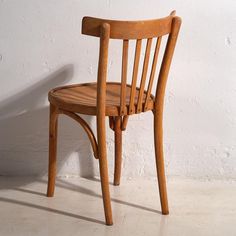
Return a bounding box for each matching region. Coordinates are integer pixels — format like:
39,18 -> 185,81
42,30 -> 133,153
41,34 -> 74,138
97,116 -> 113,225
98,150 -> 113,225
47,103 -> 59,197
153,110 -> 169,215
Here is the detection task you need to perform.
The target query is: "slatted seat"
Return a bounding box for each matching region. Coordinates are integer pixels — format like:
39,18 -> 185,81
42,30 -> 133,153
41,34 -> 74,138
46,11 -> 182,226
49,82 -> 154,116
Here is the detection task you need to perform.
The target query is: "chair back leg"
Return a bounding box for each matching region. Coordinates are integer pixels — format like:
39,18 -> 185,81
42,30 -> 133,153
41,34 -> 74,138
153,111 -> 169,214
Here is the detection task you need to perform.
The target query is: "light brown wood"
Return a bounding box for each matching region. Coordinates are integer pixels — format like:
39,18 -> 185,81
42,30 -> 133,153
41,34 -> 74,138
144,36 -> 162,111
47,11 -> 182,225
113,116 -> 122,186
121,115 -> 129,131
47,104 -> 58,197
49,82 -> 154,116
154,111 -> 169,214
129,39 -> 142,114
137,38 -> 152,113
155,17 -> 181,112
154,16 -> 181,215
82,15 -> 173,39
96,23 -> 113,225
120,40 -> 129,115
109,116 -> 115,131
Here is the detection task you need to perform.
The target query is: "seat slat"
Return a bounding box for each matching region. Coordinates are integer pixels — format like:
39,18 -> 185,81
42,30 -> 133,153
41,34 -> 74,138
48,12 -> 182,226
49,82 -> 154,116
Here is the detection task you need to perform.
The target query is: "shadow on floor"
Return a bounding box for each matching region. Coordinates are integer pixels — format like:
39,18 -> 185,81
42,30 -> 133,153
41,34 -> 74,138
57,178 -> 162,214
0,65 -> 161,225
0,196 -> 104,225
11,177 -> 161,215
0,176 -> 162,225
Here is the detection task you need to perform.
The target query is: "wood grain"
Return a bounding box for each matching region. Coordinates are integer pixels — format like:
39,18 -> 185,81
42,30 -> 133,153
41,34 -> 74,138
153,16 -> 181,215
96,23 -> 113,225
129,39 -> 142,114
120,40 -> 129,115
113,116 -> 122,186
47,104 -> 58,197
144,36 -> 162,111
47,12 -> 182,225
82,15 -> 173,39
137,38 -> 152,113
49,82 -> 154,116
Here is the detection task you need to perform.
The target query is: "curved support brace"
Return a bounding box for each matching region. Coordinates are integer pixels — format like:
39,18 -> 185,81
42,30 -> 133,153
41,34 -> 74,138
58,109 -> 99,159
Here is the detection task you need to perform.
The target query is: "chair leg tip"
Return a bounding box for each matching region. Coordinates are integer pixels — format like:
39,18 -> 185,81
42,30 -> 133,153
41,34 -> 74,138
113,182 -> 120,186
46,191 -> 54,197
106,221 -> 113,226
162,210 -> 169,215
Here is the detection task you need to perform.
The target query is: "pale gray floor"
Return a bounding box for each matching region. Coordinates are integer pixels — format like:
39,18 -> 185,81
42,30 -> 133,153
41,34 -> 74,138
0,176 -> 235,236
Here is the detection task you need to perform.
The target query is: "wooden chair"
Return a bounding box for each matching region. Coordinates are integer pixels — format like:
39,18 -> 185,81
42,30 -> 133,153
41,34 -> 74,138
47,11 -> 181,225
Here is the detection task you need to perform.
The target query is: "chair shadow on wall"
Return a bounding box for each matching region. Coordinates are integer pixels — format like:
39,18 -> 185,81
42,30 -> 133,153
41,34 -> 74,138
0,64 -> 95,187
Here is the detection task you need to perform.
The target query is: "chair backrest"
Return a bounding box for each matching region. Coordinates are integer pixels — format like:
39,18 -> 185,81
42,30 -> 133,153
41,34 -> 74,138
82,11 -> 181,116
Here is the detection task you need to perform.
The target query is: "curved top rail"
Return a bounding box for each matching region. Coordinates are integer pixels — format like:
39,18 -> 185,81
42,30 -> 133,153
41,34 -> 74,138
82,15 -> 174,39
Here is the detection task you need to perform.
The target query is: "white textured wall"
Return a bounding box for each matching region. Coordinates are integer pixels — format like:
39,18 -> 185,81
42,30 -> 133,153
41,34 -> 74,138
0,0 -> 236,179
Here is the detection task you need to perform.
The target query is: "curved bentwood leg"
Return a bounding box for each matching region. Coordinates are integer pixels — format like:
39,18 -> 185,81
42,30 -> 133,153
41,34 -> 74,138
47,103 -> 59,197
153,111 -> 169,215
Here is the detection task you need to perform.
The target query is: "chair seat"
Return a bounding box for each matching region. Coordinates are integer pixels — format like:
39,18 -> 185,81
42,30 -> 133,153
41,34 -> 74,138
49,82 -> 154,116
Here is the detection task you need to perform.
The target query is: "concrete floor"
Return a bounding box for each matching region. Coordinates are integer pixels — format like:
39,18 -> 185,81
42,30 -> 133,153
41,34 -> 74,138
0,177 -> 235,236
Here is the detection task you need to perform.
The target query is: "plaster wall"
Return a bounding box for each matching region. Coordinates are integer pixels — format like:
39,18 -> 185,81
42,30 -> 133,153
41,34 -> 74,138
0,0 -> 236,179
